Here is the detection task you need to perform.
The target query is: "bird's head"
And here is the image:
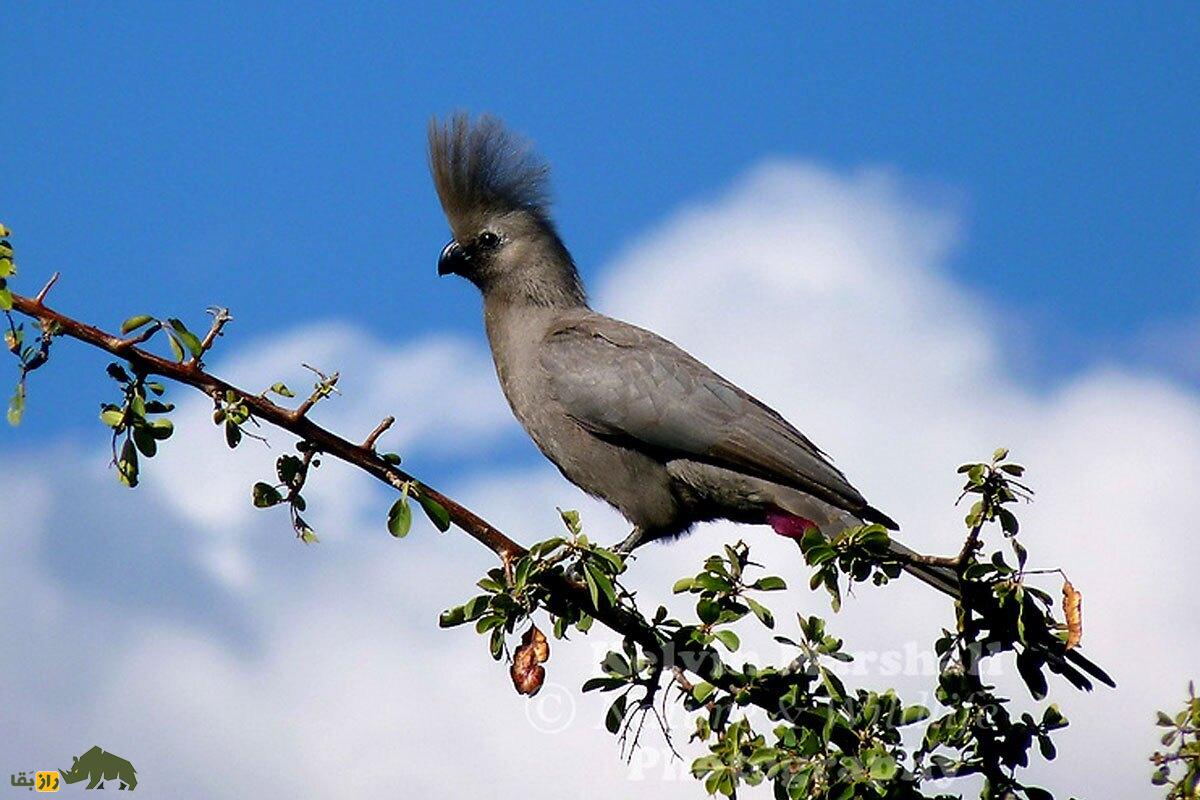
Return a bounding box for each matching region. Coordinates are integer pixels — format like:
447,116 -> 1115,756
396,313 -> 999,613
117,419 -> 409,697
429,114 -> 585,307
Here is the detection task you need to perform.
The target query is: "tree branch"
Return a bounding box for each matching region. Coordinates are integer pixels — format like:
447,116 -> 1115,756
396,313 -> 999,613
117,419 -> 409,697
5,291 -> 729,698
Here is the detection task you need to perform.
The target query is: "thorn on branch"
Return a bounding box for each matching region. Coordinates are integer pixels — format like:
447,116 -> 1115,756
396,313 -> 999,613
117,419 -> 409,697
193,306 -> 233,365
33,272 -> 60,305
363,415 -> 395,450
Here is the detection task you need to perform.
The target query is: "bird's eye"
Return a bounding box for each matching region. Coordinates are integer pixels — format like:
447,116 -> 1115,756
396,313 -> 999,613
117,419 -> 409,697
477,231 -> 500,249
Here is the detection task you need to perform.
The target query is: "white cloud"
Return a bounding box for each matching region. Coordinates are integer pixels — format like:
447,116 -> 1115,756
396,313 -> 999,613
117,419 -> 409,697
142,323 -> 510,589
2,161 -> 1197,798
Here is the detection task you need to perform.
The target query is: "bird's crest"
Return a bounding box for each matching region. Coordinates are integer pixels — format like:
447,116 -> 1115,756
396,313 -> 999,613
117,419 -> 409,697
428,113 -> 551,239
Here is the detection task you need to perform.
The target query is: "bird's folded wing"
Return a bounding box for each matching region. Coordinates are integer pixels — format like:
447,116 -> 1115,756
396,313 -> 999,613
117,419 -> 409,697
541,316 -> 869,514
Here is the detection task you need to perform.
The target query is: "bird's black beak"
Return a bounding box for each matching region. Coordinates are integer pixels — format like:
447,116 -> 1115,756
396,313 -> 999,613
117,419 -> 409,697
438,240 -> 469,277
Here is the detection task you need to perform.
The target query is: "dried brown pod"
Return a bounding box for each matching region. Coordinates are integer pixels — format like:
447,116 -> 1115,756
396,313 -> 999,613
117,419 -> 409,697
1062,579 -> 1083,650
510,624 -> 550,696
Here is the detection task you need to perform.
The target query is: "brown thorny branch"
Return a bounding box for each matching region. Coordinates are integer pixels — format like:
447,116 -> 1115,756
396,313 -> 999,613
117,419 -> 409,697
10,288 -> 992,715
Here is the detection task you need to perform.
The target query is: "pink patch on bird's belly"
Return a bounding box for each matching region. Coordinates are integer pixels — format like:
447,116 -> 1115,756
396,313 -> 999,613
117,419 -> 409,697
766,512 -> 819,539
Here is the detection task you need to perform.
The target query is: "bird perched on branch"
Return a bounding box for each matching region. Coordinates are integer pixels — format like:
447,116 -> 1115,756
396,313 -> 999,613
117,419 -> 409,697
427,113 -> 1111,688
428,115 -> 923,567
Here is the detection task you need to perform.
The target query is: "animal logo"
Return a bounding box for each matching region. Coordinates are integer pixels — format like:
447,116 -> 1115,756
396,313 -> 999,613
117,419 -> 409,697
58,746 -> 137,791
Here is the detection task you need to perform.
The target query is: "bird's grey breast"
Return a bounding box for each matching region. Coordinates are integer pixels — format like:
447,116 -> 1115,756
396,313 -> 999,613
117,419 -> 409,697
483,303 -> 561,438
483,306 -> 684,532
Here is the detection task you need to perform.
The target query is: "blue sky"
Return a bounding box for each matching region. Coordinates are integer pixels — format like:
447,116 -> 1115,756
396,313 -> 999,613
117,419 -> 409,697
2,6 -> 1199,798
4,4 -> 1197,445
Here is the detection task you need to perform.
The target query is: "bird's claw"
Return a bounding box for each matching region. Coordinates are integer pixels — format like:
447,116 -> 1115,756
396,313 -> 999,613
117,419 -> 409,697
611,527 -> 646,555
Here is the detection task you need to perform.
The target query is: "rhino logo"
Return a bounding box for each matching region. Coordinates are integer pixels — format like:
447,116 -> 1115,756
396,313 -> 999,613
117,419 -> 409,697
59,746 -> 137,790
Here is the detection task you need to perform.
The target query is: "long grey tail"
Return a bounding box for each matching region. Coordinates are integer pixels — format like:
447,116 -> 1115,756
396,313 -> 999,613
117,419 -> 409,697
885,540 -> 1115,690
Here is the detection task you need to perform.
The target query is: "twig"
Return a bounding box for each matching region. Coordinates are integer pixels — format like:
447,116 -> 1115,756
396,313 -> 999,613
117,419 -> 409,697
118,322 -> 164,348
363,416 -> 395,450
293,363 -> 340,418
194,306 -> 233,365
955,522 -> 985,568
888,521 -> 986,572
4,289 -> 964,714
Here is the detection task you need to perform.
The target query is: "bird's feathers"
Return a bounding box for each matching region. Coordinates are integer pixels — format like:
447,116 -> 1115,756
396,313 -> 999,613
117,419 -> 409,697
540,313 -> 895,526
428,114 -> 552,241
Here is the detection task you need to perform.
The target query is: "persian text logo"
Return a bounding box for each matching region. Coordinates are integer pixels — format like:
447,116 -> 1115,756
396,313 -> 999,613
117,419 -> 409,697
8,771 -> 58,792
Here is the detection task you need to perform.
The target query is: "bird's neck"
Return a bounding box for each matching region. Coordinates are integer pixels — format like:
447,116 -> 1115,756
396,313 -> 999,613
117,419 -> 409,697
482,296 -> 572,407
482,258 -> 589,312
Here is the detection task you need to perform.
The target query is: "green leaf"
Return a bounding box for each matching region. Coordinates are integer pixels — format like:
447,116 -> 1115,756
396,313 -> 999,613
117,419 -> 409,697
697,597 -> 720,624
1038,733 -> 1057,760
277,455 -> 305,488
584,562 -> 616,608
589,546 -> 625,574
149,419 -> 175,440
604,694 -> 628,734
225,419 -> 242,448
0,286 -> 12,311
387,496 -> 413,538
100,406 -> 125,428
693,572 -> 733,592
166,333 -> 185,362
269,382 -> 295,398
132,426 -> 157,457
417,492 -> 451,532
745,596 -> 774,628
439,605 -> 468,628
120,315 -> 155,334
513,556 -> 532,590
7,384 -> 25,426
601,651 -> 630,677
0,256 -> 14,278
868,753 -> 897,780
692,682 -> 716,703
559,508 -> 582,535
672,577 -> 696,593
440,597 -> 489,628
901,705 -> 931,725
117,437 -> 139,487
167,318 -> 204,358
752,576 -> 787,591
252,482 -> 284,508
992,447 -> 1009,462
294,514 -> 319,543
713,629 -> 740,652
806,545 -> 837,566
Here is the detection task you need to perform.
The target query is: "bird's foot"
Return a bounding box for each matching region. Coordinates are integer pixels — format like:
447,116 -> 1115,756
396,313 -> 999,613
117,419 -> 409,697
612,526 -> 646,555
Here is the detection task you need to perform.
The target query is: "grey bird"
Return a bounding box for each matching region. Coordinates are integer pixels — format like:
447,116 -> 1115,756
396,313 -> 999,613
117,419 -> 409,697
428,114 -> 1112,688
